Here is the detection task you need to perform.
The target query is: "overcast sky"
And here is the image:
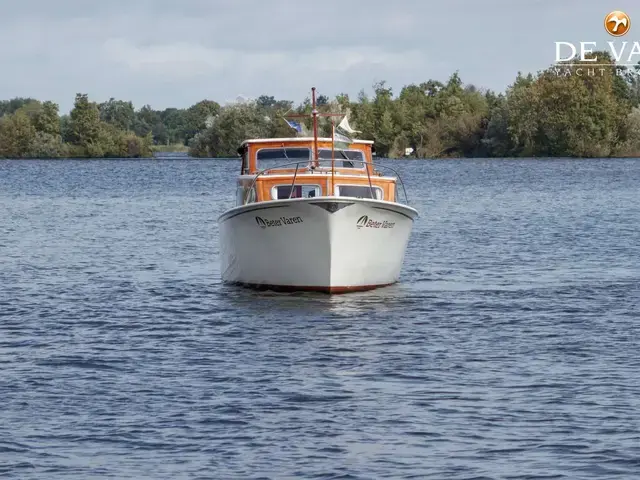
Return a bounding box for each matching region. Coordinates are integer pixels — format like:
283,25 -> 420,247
1,0 -> 639,113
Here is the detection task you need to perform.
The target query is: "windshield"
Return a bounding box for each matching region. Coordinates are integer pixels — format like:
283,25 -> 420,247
256,148 -> 310,171
318,149 -> 365,168
336,185 -> 383,200
273,184 -> 321,199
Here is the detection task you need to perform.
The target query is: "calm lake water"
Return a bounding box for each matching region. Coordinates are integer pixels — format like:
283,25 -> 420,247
1,157 -> 639,479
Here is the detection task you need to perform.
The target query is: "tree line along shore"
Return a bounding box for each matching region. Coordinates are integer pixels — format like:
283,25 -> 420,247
2,51 -> 640,160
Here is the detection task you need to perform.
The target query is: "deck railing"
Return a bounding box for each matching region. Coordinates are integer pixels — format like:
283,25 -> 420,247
243,160 -> 411,206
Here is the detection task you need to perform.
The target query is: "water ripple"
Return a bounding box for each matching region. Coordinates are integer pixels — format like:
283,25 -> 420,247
0,158 -> 639,479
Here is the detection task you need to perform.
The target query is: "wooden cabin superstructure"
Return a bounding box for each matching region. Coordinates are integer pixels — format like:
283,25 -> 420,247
234,137 -> 401,207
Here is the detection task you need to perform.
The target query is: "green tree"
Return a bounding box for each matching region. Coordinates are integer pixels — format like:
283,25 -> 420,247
0,111 -> 36,158
68,93 -> 102,149
31,101 -> 61,137
160,108 -> 187,144
0,98 -> 38,117
99,98 -> 135,132
29,132 -> 67,158
183,100 -> 221,144
189,101 -> 270,157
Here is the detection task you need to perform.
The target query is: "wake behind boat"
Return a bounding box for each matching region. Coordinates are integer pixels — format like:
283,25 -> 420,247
218,87 -> 419,293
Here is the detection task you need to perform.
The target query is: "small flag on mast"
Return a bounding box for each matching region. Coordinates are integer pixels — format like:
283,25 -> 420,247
333,115 -> 360,149
337,115 -> 361,135
284,118 -> 303,133
333,126 -> 352,149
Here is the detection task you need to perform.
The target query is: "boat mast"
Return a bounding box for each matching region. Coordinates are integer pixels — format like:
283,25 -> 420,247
311,87 -> 319,167
283,87 -> 347,172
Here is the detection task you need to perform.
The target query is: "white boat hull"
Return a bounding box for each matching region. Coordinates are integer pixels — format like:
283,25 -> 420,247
218,198 -> 418,293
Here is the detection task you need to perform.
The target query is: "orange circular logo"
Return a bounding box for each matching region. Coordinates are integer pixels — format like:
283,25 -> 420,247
605,11 -> 631,36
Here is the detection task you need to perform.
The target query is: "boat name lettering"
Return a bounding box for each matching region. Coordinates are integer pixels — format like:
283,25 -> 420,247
255,216 -> 304,228
356,215 -> 395,229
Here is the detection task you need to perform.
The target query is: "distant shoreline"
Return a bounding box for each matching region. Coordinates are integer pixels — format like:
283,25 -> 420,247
3,53 -> 640,161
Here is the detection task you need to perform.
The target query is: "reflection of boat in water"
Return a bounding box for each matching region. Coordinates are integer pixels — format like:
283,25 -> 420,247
218,87 -> 419,294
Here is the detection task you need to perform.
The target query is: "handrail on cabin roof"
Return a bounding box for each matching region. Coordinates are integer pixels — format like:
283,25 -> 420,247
239,137 -> 374,147
242,159 -> 410,206
236,137 -> 376,161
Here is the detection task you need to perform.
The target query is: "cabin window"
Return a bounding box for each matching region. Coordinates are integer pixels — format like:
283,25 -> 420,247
335,185 -> 383,200
318,149 -> 365,168
257,148 -> 310,171
272,184 -> 321,200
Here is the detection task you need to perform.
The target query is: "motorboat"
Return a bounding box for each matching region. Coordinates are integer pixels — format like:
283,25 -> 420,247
218,87 -> 418,293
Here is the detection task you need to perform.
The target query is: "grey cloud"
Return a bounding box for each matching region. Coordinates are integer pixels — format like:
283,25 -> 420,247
0,0 -> 638,113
